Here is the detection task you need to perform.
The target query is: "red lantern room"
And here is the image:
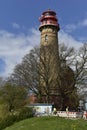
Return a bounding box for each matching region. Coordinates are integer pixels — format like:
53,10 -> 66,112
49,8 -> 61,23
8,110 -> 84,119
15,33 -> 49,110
39,9 -> 60,31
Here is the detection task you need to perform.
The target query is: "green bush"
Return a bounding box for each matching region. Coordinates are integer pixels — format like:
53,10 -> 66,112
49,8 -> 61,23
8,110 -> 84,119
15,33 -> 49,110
0,115 -> 17,130
0,107 -> 33,130
17,107 -> 33,121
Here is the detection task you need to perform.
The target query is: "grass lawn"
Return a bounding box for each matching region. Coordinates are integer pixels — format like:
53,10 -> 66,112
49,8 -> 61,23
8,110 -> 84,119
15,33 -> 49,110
4,116 -> 87,130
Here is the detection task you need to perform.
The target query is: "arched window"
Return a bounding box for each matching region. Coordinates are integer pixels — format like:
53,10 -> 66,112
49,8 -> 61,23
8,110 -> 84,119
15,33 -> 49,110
45,35 -> 48,42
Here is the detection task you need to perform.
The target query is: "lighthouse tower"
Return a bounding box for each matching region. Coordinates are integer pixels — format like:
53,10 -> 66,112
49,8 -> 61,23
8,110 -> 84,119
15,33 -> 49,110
39,9 -> 60,105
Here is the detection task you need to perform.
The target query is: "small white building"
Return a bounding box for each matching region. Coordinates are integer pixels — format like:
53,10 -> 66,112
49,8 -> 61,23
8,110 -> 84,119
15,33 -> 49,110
29,103 -> 53,115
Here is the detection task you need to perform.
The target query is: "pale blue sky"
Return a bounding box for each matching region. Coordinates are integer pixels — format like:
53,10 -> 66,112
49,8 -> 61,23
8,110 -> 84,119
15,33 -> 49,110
0,0 -> 87,77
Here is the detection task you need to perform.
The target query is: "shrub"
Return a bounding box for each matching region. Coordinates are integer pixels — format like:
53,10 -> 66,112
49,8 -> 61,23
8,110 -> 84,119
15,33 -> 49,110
0,115 -> 17,130
17,107 -> 33,121
0,107 -> 33,130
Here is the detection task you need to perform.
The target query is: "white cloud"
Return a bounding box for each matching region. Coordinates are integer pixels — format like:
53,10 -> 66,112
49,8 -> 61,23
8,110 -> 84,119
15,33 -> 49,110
79,18 -> 87,26
65,17 -> 87,33
0,29 -> 40,78
65,24 -> 77,33
12,23 -> 20,29
59,30 -> 83,49
0,28 -> 83,78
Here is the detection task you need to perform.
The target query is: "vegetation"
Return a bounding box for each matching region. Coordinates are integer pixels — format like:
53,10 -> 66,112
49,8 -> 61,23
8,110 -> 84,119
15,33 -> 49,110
3,116 -> 87,130
7,43 -> 87,110
0,107 -> 33,130
0,83 -> 27,112
0,42 -> 86,129
59,66 -> 79,110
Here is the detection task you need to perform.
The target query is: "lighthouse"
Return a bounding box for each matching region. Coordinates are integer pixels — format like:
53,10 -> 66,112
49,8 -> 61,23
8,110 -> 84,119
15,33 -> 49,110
39,9 -> 60,105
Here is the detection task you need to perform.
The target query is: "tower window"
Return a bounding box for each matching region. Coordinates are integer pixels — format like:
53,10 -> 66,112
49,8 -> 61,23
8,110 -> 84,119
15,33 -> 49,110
45,35 -> 48,41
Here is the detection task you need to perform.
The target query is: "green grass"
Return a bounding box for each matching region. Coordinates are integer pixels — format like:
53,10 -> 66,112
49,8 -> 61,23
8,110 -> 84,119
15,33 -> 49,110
4,116 -> 87,130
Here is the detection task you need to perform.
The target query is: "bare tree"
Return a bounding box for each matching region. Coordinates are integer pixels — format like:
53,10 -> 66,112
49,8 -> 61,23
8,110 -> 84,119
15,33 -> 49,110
58,43 -> 87,109
8,47 -> 40,95
59,43 -> 87,93
7,43 -> 87,109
